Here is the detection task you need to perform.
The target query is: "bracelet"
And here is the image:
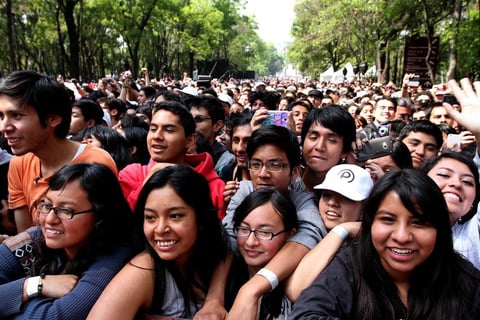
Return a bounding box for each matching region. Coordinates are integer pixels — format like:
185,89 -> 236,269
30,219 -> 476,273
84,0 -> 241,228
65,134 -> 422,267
256,268 -> 279,291
331,225 -> 349,240
38,273 -> 45,295
26,276 -> 41,298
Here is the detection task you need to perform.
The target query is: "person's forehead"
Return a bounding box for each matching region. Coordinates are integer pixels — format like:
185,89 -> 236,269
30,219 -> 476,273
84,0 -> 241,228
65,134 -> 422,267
152,109 -> 181,124
190,106 -> 209,114
376,100 -> 394,107
430,106 -> 446,114
252,144 -> 288,159
361,105 -> 373,112
396,106 -> 411,113
308,122 -> 338,134
416,94 -> 430,100
292,105 -> 309,113
404,131 -> 436,143
232,124 -> 251,137
71,106 -> 83,113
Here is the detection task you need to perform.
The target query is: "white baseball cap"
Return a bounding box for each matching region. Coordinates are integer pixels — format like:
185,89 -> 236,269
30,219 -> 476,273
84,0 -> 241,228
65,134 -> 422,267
218,93 -> 234,106
180,86 -> 198,96
314,164 -> 374,201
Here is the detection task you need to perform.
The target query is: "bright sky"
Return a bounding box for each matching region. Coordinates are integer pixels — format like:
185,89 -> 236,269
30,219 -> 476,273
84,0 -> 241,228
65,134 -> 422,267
242,0 -> 296,52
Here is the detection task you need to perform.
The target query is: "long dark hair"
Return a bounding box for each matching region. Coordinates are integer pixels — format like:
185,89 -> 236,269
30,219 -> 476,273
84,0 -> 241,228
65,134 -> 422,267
31,163 -> 133,276
354,169 -> 479,319
134,165 -> 227,317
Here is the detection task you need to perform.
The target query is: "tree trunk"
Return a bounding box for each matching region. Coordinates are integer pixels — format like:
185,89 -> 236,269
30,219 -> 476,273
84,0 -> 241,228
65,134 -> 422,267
376,41 -> 389,84
447,0 -> 463,80
61,0 -> 80,78
422,2 -> 436,84
56,5 -> 67,76
5,0 -> 16,72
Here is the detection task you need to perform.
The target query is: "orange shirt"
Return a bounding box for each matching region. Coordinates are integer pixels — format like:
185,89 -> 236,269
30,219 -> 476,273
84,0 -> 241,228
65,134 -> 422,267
8,144 -> 117,223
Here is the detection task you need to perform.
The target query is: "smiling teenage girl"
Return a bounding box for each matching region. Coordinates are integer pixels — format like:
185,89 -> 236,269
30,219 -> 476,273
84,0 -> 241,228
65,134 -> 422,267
88,165 -> 227,319
227,188 -> 297,319
0,163 -> 134,319
291,169 -> 480,319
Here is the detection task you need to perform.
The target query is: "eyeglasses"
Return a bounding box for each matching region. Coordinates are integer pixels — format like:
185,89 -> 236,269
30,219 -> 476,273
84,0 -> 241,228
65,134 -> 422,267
248,160 -> 290,172
399,114 -> 411,120
233,226 -> 286,241
194,115 -> 212,123
35,200 -> 94,220
417,99 -> 431,105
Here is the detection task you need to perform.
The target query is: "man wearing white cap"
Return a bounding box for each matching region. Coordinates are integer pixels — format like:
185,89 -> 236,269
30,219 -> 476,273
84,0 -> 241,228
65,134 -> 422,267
286,164 -> 374,301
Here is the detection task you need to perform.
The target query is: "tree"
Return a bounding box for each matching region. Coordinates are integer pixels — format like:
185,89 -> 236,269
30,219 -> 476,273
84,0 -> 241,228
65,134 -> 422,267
57,0 -> 81,78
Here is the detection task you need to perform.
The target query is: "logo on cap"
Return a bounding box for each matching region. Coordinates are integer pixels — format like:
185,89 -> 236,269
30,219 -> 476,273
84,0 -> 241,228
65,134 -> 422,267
338,169 -> 355,183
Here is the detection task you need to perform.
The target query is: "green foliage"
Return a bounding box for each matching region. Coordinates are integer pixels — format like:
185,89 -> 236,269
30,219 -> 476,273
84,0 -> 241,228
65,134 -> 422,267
288,0 -> 478,83
0,0 -> 278,80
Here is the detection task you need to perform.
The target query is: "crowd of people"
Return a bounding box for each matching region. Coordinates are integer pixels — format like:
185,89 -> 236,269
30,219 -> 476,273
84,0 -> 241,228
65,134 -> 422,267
0,69 -> 479,319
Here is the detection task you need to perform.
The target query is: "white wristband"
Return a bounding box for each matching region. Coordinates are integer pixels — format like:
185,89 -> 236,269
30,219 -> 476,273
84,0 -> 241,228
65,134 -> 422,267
331,225 -> 349,240
256,268 -> 279,290
26,276 -> 41,298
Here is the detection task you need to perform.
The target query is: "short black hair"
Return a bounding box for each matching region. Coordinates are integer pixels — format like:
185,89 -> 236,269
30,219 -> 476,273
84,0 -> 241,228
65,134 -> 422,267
247,125 -> 301,171
188,95 -> 225,123
0,70 -> 72,138
152,101 -> 196,137
73,99 -> 104,124
398,120 -> 443,149
301,105 -> 356,154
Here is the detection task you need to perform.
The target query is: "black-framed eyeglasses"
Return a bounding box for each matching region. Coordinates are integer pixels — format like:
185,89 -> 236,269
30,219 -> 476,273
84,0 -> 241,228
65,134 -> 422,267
194,115 -> 212,123
233,226 -> 286,241
248,160 -> 290,172
35,200 -> 94,220
417,99 -> 431,105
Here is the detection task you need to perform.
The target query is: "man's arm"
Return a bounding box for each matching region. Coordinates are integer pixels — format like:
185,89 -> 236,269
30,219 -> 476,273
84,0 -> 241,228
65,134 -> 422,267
142,68 -> 150,87
13,206 -> 31,233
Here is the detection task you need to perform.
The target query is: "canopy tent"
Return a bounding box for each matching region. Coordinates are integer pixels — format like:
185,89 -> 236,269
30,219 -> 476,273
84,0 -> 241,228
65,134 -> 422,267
365,65 -> 377,78
331,62 -> 356,83
319,66 -> 334,82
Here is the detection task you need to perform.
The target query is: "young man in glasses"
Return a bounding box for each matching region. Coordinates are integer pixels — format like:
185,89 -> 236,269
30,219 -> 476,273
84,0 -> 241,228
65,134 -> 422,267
219,125 -> 327,319
187,95 -> 235,174
118,100 -> 225,218
0,71 -> 117,233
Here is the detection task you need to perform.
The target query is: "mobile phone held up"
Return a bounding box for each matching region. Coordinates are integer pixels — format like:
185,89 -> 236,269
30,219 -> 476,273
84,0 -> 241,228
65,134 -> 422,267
262,111 -> 289,127
408,75 -> 420,87
446,133 -> 462,152
357,136 -> 394,163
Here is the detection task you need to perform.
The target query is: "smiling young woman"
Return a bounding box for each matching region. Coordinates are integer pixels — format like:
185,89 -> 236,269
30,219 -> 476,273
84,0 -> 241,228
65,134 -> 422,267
226,188 -> 297,319
422,151 -> 480,270
291,169 -> 480,319
88,165 -> 227,319
0,163 -> 134,319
